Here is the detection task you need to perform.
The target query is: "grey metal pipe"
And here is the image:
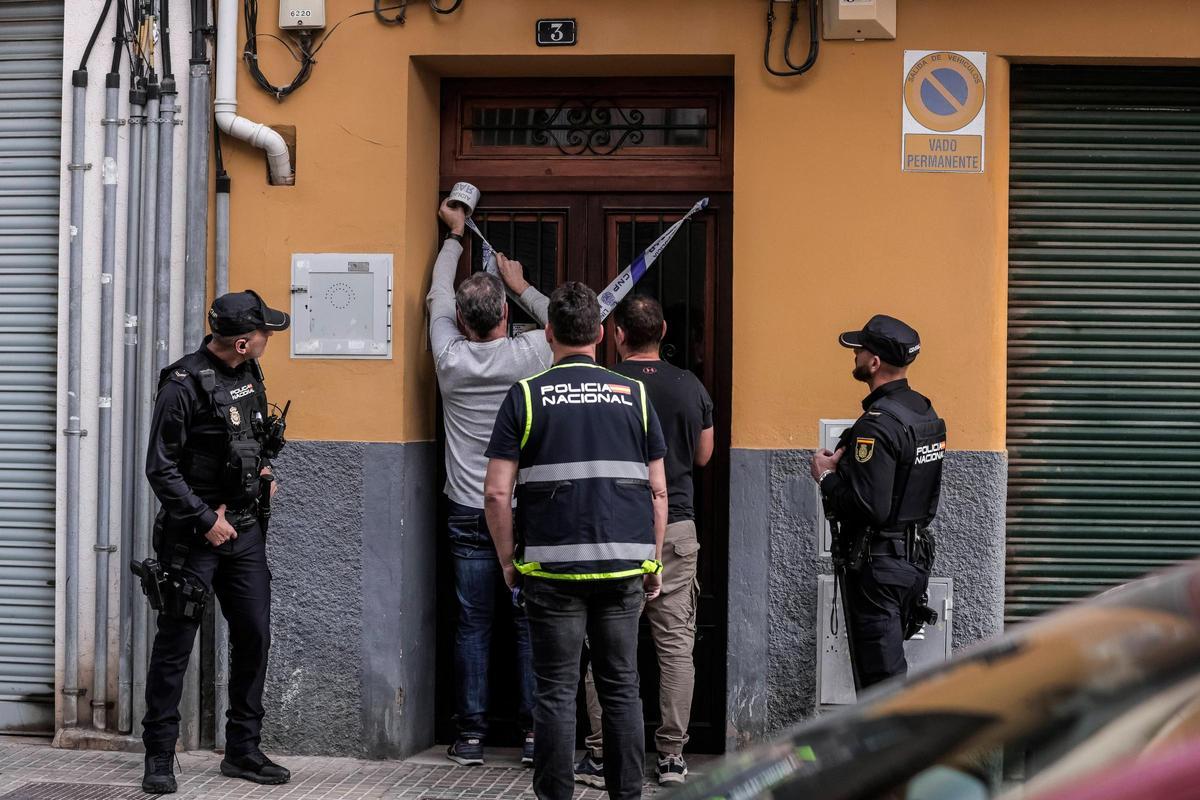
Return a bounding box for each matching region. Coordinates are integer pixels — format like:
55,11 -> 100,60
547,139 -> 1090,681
131,80 -> 161,735
154,76 -> 203,750
183,61 -> 210,350
117,78 -> 145,736
215,175 -> 229,296
154,77 -> 176,376
213,168 -> 230,748
63,70 -> 89,729
92,71 -> 122,731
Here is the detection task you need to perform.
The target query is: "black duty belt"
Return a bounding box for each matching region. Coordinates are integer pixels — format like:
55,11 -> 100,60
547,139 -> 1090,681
869,539 -> 907,558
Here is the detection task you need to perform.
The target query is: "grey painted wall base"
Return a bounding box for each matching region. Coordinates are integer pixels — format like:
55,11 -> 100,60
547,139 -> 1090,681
257,440 -> 1001,757
262,440 -> 436,758
726,447 -> 1007,748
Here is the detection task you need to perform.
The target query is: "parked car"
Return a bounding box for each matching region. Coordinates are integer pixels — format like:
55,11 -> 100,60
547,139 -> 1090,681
668,560 -> 1200,800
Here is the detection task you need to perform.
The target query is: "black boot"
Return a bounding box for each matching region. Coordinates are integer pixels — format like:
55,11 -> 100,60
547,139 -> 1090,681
220,750 -> 291,785
141,750 -> 177,794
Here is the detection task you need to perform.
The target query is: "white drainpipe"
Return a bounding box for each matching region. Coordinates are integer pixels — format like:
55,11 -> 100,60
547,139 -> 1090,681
214,0 -> 293,184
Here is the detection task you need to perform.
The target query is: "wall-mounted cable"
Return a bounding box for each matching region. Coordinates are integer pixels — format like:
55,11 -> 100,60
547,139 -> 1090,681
243,0 -> 314,100
764,0 -> 820,78
243,1 -> 465,100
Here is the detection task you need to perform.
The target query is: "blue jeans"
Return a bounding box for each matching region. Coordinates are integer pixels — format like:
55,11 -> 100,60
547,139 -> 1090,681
448,498 -> 534,737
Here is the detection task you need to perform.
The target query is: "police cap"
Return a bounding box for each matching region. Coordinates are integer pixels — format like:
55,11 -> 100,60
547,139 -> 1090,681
838,314 -> 921,366
208,290 -> 290,336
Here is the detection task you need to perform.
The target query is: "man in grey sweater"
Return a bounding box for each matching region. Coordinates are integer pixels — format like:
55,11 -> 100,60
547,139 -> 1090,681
428,199 -> 551,767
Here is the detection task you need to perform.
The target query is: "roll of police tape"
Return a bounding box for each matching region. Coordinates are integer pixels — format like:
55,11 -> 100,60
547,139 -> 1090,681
447,181 -> 480,215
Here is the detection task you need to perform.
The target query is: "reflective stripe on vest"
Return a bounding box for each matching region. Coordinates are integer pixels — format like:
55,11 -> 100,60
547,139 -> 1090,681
517,460 -> 648,485
515,559 -> 661,581
522,542 -> 657,563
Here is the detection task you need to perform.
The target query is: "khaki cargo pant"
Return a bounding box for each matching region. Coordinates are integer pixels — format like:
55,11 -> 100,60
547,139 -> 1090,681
584,520 -> 700,756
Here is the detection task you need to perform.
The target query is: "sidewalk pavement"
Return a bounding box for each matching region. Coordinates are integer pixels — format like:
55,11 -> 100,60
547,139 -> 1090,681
0,739 -> 689,799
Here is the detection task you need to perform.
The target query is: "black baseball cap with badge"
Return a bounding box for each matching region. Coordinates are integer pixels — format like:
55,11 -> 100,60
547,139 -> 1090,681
208,290 -> 290,336
838,314 -> 921,366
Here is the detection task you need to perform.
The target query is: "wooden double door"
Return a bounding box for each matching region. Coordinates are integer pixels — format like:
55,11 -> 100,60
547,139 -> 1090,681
434,74 -> 734,753
433,192 -> 732,753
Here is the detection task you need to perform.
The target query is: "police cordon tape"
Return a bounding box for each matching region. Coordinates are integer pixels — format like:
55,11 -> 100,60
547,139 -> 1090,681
449,183 -> 709,321
596,196 -> 709,321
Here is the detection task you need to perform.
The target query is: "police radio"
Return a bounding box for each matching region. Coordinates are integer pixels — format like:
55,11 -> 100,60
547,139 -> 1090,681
254,400 -> 291,460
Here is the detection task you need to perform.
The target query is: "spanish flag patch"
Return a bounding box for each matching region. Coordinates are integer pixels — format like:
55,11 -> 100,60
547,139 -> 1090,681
855,437 -> 875,463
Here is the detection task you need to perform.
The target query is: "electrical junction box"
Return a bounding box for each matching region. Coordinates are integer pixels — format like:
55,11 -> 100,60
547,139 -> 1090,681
823,0 -> 896,40
291,253 -> 392,359
279,0 -> 325,30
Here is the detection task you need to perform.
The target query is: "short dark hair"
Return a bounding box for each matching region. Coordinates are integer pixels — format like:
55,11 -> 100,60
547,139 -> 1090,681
614,294 -> 664,351
455,272 -> 505,337
211,332 -> 243,348
548,282 -> 601,346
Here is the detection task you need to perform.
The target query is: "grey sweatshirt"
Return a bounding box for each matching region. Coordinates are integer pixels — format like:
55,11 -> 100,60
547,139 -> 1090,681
427,239 -> 551,508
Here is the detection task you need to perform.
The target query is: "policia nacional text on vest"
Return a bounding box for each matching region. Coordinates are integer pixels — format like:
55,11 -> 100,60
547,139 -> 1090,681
506,358 -> 665,580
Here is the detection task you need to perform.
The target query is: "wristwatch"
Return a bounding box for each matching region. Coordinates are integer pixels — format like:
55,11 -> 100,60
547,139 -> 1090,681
817,469 -> 835,486
445,231 -> 464,244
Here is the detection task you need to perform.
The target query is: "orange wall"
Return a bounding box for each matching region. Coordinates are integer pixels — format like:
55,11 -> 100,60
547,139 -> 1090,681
224,0 -> 1200,451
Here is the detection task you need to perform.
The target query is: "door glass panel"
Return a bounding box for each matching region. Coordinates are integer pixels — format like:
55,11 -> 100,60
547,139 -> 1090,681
470,212 -> 563,333
613,215 -> 710,377
468,105 -> 711,152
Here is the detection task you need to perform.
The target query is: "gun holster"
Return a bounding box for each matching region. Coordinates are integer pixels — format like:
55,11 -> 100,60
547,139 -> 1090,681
908,526 -> 937,572
131,513 -> 209,623
905,593 -> 939,639
130,558 -> 207,623
830,519 -> 871,574
130,558 -> 168,612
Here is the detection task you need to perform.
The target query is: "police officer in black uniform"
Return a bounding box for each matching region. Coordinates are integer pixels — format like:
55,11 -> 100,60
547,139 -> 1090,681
138,291 -> 291,794
811,315 -> 947,690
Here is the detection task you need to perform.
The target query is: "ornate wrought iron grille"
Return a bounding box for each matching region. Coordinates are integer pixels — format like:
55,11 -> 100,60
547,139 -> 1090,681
466,100 -> 712,155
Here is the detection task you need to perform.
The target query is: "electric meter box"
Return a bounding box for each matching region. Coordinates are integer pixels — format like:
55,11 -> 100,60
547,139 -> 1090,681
291,253 -> 392,359
823,0 -> 896,40
279,0 -> 326,29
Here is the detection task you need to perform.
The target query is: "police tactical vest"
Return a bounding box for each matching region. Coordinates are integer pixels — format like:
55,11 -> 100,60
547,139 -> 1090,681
513,360 -> 659,581
158,350 -> 268,509
870,394 -> 948,530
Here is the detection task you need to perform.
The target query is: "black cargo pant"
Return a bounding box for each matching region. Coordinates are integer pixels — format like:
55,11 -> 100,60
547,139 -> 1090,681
142,519 -> 271,756
845,551 -> 929,689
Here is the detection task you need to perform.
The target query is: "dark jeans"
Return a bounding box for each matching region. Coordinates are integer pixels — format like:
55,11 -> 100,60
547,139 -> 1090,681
845,555 -> 929,688
143,520 -> 271,756
525,576 -> 644,800
448,499 -> 534,736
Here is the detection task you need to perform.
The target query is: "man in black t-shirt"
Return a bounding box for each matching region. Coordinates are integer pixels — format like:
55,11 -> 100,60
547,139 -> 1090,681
577,294 -> 714,788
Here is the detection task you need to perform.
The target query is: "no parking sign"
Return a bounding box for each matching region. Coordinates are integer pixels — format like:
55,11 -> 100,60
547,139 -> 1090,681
902,50 -> 986,173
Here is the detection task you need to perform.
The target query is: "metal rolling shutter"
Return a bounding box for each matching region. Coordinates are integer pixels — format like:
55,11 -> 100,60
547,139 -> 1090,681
0,0 -> 63,731
1007,65 -> 1200,624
